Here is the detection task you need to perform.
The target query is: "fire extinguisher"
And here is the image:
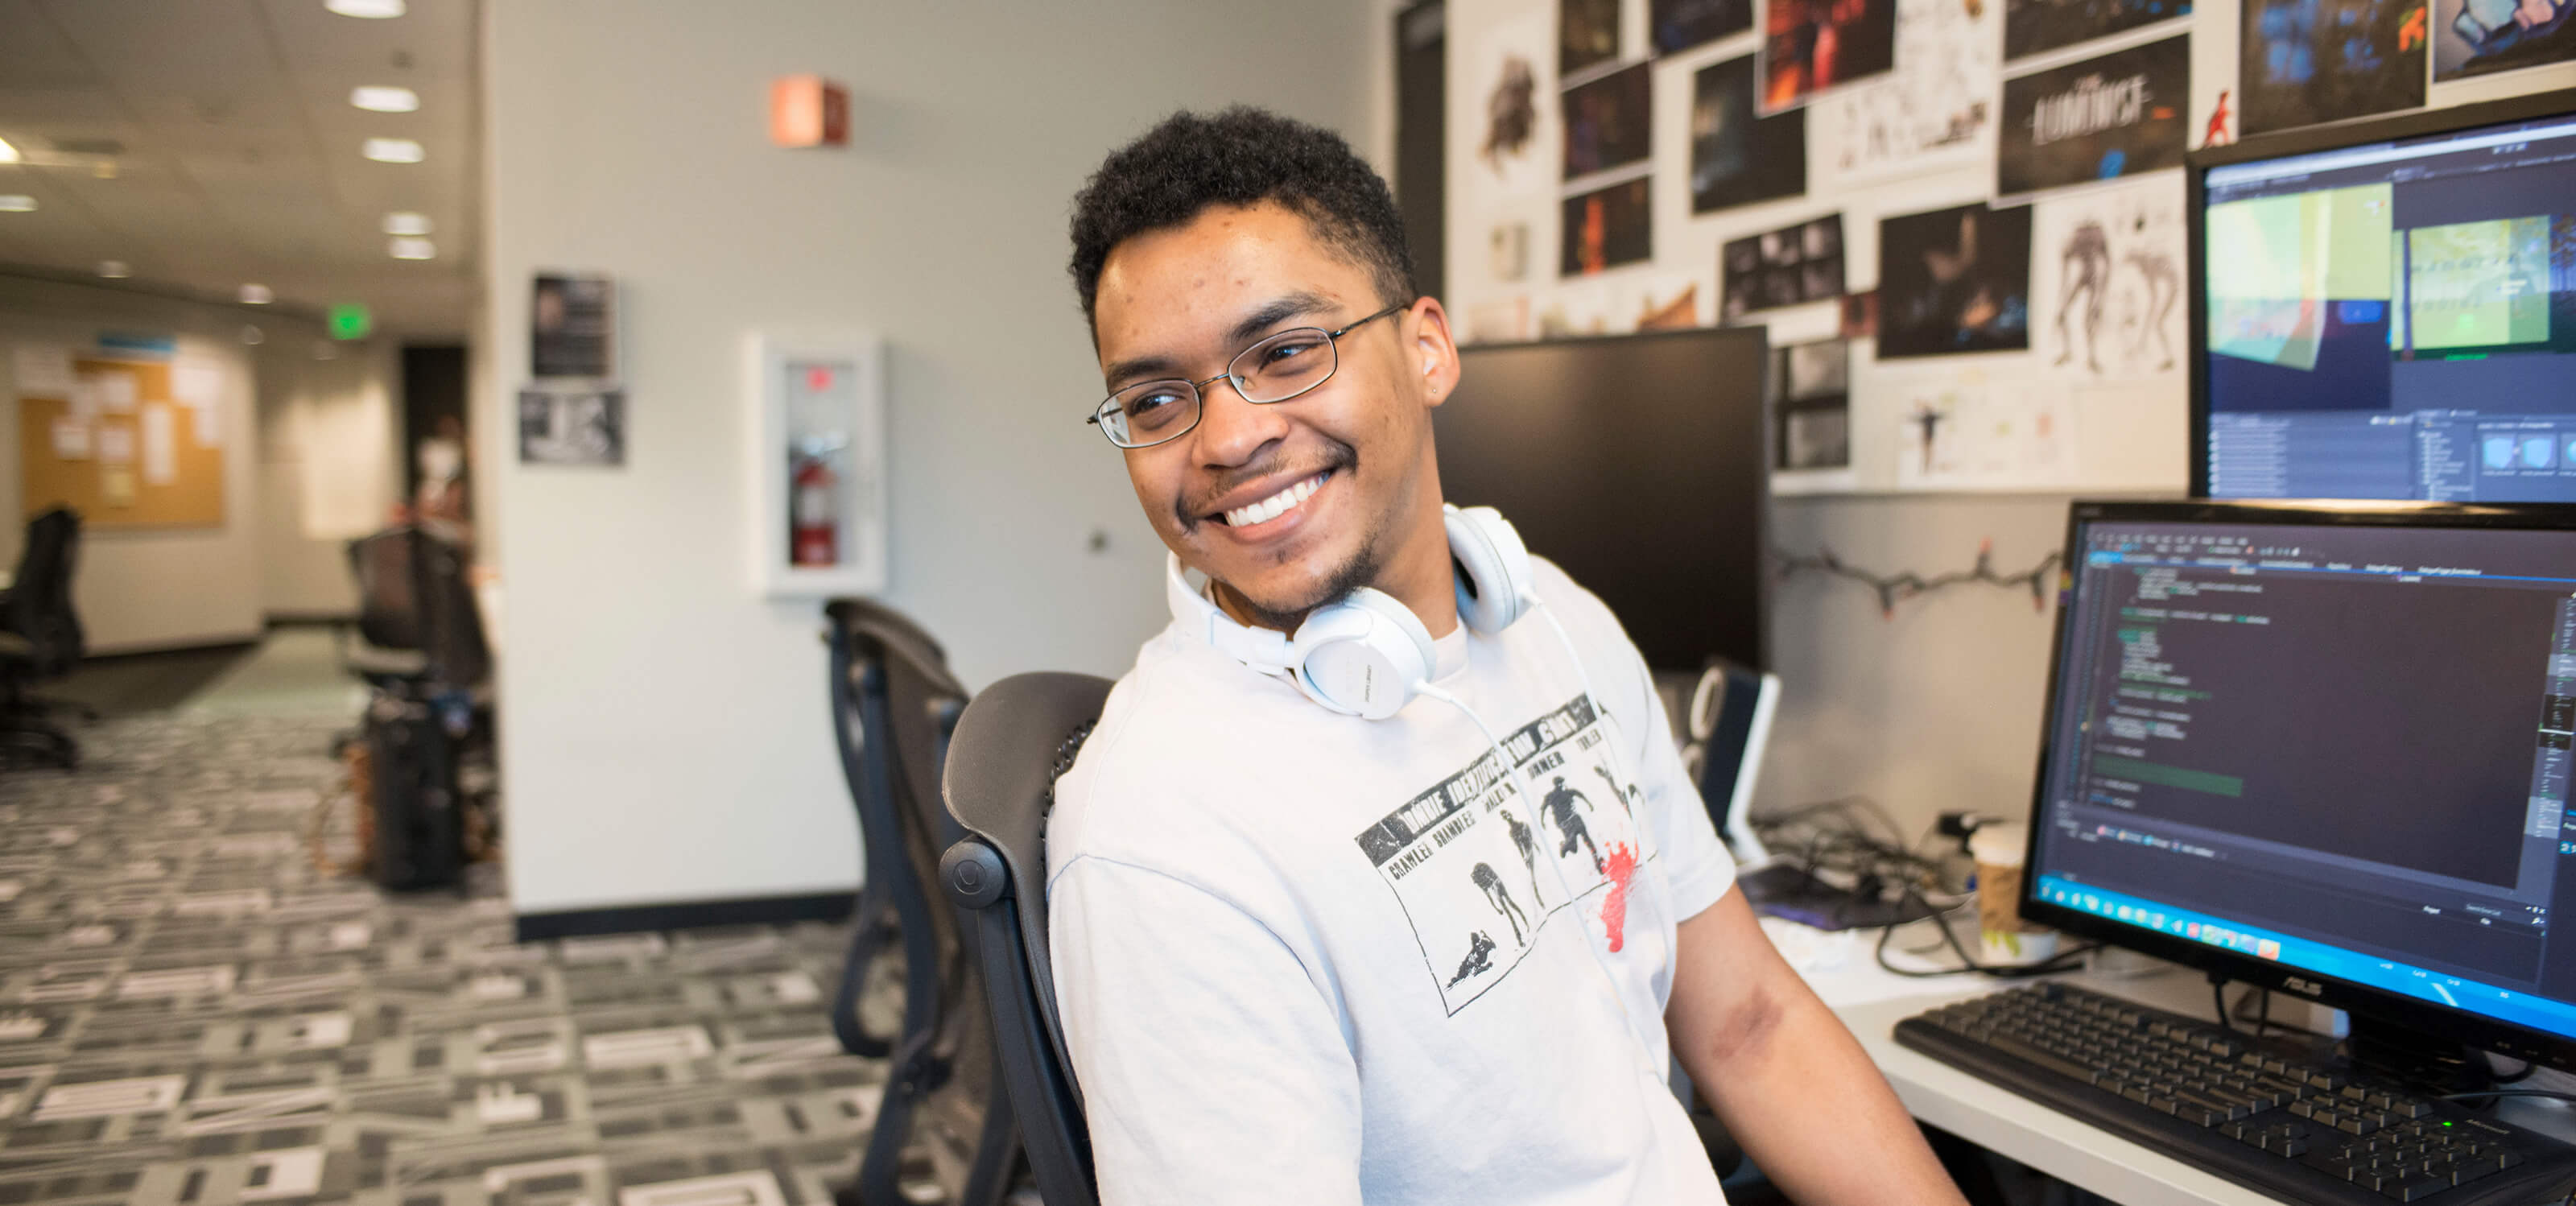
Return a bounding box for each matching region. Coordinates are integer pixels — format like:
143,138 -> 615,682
792,453 -> 837,567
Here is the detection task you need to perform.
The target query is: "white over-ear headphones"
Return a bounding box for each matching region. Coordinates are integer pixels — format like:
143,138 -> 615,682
1165,504 -> 1537,719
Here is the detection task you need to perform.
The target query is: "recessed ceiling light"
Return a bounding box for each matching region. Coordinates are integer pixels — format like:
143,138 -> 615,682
362,138 -> 423,163
97,260 -> 131,279
239,283 -> 274,304
389,236 -> 436,260
350,85 -> 419,113
324,0 -> 405,16
0,138 -> 18,163
382,211 -> 431,236
0,196 -> 34,213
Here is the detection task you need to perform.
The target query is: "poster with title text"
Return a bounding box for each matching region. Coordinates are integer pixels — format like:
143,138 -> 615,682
1998,36 -> 2190,199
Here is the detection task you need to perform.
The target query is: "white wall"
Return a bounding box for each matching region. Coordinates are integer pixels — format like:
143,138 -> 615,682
483,0 -> 1389,918
255,337 -> 404,618
0,276 -> 263,652
1759,494 -> 2070,828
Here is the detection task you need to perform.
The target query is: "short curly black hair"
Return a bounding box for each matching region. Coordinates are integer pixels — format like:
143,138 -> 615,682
1069,106 -> 1416,329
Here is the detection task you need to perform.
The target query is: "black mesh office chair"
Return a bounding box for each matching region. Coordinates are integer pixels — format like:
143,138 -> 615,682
1,508 -> 85,769
824,599 -> 1018,1206
938,671 -> 1114,1206
344,525 -> 489,694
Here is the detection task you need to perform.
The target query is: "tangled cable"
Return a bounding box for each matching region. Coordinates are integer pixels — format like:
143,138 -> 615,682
1749,795 -> 2093,978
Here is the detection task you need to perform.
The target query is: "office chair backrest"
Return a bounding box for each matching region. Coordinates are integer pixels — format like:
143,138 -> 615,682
823,598 -> 959,1056
6,508 -> 85,675
349,528 -> 425,652
824,599 -> 1018,1206
417,534 -> 489,688
940,671 -> 1116,1206
348,526 -> 490,688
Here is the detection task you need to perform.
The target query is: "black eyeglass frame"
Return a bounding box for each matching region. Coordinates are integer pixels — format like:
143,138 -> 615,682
1086,299 -> 1415,449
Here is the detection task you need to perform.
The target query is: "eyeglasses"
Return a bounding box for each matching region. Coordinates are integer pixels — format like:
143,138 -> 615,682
1088,300 -> 1413,449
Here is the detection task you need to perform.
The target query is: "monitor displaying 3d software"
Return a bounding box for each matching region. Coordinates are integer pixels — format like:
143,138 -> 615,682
2193,89 -> 2576,502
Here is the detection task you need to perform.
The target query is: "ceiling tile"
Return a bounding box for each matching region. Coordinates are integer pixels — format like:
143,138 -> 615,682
0,0 -> 477,337
0,0 -> 97,90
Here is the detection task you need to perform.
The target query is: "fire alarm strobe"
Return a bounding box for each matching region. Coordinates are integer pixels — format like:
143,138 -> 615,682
770,76 -> 848,148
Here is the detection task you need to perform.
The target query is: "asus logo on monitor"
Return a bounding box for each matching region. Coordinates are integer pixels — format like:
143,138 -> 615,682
2281,977 -> 2326,998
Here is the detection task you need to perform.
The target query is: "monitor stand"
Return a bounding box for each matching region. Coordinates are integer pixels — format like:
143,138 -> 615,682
2343,1012 -> 2504,1097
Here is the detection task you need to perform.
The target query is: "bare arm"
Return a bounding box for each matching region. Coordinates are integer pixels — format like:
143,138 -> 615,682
1666,890 -> 1970,1206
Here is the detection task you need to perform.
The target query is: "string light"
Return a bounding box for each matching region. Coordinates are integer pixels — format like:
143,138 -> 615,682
1774,539 -> 2062,617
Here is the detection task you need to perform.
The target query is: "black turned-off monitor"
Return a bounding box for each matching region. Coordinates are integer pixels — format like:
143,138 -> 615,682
2021,499 -> 2576,1075
2190,88 -> 2576,502
1437,328 -> 1769,672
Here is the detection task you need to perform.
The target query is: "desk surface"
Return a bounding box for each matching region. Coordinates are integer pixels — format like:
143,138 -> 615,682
1784,918 -> 2572,1206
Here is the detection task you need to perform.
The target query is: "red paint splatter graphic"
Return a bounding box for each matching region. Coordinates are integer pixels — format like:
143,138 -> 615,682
1600,842 -> 1639,952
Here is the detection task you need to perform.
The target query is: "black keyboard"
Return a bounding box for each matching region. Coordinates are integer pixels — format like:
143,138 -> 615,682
1895,984 -> 2576,1204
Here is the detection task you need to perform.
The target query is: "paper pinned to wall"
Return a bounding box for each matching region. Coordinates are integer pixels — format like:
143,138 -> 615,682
70,374 -> 105,419
13,345 -> 75,398
1468,10 -> 1555,199
97,371 -> 139,414
1466,295 -> 1536,344
97,423 -> 137,465
50,417 -> 93,460
1891,371 -> 2075,490
2029,172 -> 2186,379
1810,0 -> 1999,190
101,466 -> 137,507
172,358 -> 222,411
141,404 -> 177,485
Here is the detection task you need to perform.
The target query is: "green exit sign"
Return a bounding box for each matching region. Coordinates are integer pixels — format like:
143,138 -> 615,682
328,303 -> 372,341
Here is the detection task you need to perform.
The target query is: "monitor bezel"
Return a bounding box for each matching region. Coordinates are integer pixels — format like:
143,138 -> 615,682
2186,86 -> 2576,499
2020,498 -> 2576,1072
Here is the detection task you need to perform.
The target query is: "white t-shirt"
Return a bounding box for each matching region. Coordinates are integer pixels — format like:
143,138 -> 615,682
1047,558 -> 1738,1205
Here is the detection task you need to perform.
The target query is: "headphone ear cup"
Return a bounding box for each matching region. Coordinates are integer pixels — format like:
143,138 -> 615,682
1446,505 -> 1537,634
1292,589 -> 1436,720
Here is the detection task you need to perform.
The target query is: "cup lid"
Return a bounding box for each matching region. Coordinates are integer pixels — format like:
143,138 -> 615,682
1968,820 -> 2029,866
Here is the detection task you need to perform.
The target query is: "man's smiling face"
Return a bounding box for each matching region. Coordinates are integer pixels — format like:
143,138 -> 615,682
1092,200 -> 1459,632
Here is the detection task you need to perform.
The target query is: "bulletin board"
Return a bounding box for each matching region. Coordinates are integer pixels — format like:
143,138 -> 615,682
16,356 -> 226,528
1441,0 -> 2576,496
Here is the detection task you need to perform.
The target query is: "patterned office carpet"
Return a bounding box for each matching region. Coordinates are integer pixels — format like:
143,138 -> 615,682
0,711 -> 892,1206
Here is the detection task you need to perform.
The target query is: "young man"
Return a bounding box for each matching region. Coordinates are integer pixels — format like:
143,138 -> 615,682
1048,107 -> 1967,1205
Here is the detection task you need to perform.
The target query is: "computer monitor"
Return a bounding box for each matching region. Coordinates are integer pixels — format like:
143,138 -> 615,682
2190,88 -> 2576,502
2021,500 -> 2576,1073
1437,327 -> 1770,671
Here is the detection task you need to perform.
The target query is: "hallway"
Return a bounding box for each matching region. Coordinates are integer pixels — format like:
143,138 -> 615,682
2,635 -> 892,1206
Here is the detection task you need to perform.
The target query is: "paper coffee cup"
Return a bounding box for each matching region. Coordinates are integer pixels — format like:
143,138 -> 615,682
1969,822 -> 2058,965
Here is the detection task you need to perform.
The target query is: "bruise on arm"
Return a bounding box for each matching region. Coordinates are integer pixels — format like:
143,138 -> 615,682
1700,971 -> 1785,1068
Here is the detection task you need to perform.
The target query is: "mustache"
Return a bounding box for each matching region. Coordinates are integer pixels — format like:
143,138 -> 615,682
1176,440 -> 1359,527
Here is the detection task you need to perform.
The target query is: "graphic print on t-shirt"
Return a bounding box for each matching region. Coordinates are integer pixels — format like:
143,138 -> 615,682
1352,694 -> 1651,1014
